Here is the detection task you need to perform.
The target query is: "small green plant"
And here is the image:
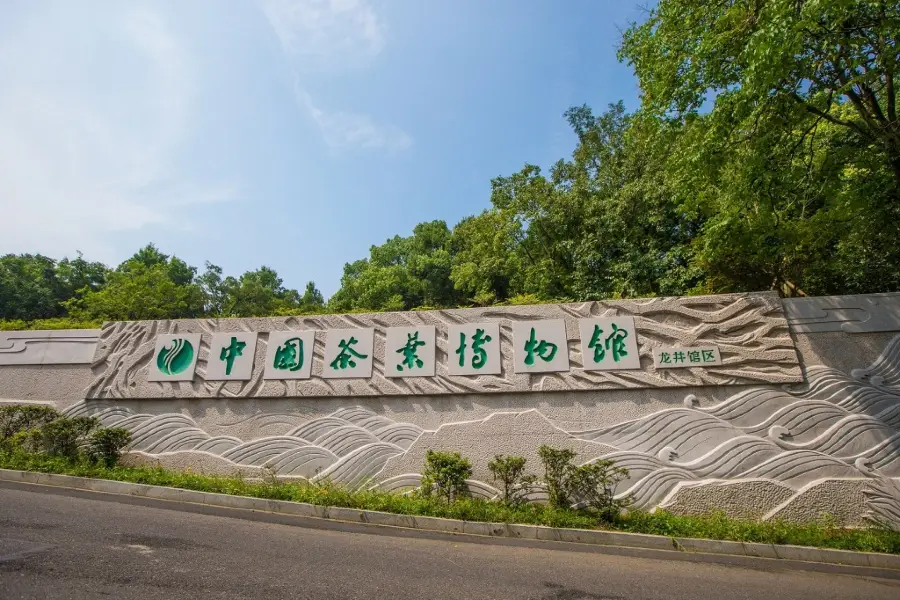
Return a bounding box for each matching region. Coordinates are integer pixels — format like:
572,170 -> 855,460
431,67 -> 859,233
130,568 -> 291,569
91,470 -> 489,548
567,459 -> 631,522
538,445 -> 577,509
420,450 -> 472,503
487,454 -> 537,507
86,427 -> 132,467
0,405 -> 60,443
32,416 -> 100,460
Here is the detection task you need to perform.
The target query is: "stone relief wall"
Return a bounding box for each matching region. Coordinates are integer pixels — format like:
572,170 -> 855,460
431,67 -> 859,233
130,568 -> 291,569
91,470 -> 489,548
1,292 -> 899,526
64,333 -> 900,528
86,292 -> 802,399
784,293 -> 900,333
0,330 -> 99,365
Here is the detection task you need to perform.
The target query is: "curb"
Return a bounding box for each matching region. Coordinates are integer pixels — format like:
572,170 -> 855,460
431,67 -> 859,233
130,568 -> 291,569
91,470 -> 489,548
2,468 -> 898,571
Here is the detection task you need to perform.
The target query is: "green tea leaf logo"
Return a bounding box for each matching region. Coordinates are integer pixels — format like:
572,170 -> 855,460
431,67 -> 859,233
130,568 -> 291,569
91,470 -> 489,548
156,338 -> 194,375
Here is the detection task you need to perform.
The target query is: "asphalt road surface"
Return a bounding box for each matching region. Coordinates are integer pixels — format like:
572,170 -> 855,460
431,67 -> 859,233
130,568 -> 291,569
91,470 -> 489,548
2,483 -> 899,600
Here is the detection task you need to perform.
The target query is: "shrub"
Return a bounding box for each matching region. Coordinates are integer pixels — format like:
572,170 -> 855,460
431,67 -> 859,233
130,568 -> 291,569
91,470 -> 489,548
0,405 -> 60,443
567,459 -> 631,522
487,454 -> 537,507
32,416 -> 100,460
420,450 -> 472,503
538,445 -> 577,509
87,427 -> 132,467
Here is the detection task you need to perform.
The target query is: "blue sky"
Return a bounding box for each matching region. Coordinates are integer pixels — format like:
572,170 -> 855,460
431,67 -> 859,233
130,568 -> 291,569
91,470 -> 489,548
0,0 -> 648,298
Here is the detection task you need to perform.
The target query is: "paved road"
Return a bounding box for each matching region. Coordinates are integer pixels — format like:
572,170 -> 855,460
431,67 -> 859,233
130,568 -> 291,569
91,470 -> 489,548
1,484 -> 899,600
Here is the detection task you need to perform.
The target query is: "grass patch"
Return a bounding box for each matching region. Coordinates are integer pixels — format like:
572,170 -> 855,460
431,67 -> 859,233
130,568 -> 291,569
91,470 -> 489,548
2,451 -> 899,555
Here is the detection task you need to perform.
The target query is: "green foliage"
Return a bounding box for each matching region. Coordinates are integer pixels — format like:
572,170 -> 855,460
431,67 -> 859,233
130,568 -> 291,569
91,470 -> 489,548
0,404 -> 60,443
487,454 -> 537,507
420,449 -> 473,503
1,451 -> 898,555
567,459 -> 631,522
328,220 -> 461,313
0,243 -> 325,325
619,0 -> 900,296
29,416 -> 100,460
537,445 -> 577,509
0,253 -> 107,321
65,244 -> 206,321
0,318 -> 103,331
86,427 -> 132,467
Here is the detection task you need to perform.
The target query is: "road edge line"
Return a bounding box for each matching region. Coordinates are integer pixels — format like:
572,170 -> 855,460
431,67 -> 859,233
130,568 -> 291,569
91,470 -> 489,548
2,468 -> 897,571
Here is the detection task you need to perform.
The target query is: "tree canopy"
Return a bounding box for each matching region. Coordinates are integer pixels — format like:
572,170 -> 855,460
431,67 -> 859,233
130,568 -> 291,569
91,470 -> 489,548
3,1 -> 898,327
1,244 -> 325,326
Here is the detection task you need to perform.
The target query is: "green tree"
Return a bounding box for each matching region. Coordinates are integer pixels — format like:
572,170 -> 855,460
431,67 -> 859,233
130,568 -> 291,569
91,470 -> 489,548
329,220 -> 459,312
622,0 -> 900,187
55,253 -> 108,303
65,261 -> 205,321
619,0 -> 900,296
0,254 -> 60,320
65,245 -> 205,320
299,281 -> 325,313
222,266 -> 305,317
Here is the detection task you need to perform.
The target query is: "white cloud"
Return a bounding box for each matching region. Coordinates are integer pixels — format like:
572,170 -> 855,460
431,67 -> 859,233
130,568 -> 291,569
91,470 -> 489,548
294,85 -> 412,152
0,3 -> 234,261
260,0 -> 385,69
259,0 -> 411,153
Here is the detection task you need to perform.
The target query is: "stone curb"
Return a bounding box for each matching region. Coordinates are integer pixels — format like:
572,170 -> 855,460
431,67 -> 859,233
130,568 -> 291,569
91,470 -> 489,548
2,468 -> 898,571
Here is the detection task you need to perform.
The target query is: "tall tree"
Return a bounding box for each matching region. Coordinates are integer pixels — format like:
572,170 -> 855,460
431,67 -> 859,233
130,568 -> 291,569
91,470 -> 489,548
329,220 -> 459,312
0,254 -> 60,320
66,245 -> 206,320
620,0 -> 900,296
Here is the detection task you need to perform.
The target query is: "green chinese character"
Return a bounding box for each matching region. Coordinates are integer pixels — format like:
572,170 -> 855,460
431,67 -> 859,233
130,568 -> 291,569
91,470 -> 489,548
396,331 -> 425,372
273,337 -> 304,372
659,351 -> 672,364
330,337 -> 367,370
524,327 -> 558,366
672,351 -> 686,363
688,350 -> 701,363
219,336 -> 246,376
702,349 -> 716,362
456,328 -> 492,369
588,325 -> 606,362
588,323 -> 629,364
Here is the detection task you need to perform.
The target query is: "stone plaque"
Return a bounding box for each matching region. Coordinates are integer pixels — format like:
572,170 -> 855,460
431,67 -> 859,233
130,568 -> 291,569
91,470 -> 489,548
578,317 -> 641,371
206,332 -> 258,380
385,326 -> 436,377
263,330 -> 316,380
653,346 -> 722,369
147,333 -> 202,382
447,323 -> 501,376
322,328 -> 375,379
512,319 -> 570,374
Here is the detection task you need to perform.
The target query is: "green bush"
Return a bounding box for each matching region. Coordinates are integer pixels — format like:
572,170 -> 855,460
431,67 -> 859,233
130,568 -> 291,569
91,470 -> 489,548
487,454 -> 537,507
0,318 -> 102,331
420,450 -> 472,503
567,459 -> 631,522
31,416 -> 100,460
0,404 -> 60,443
538,445 -> 577,508
87,427 -> 132,467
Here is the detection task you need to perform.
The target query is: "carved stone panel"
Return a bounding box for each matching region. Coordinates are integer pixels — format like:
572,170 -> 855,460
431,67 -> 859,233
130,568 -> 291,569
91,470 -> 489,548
86,292 -> 802,399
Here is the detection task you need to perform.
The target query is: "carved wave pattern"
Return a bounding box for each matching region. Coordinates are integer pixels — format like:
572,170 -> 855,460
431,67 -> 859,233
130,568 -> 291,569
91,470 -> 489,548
63,402 -> 423,489
84,293 -> 801,400
66,334 -> 900,526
